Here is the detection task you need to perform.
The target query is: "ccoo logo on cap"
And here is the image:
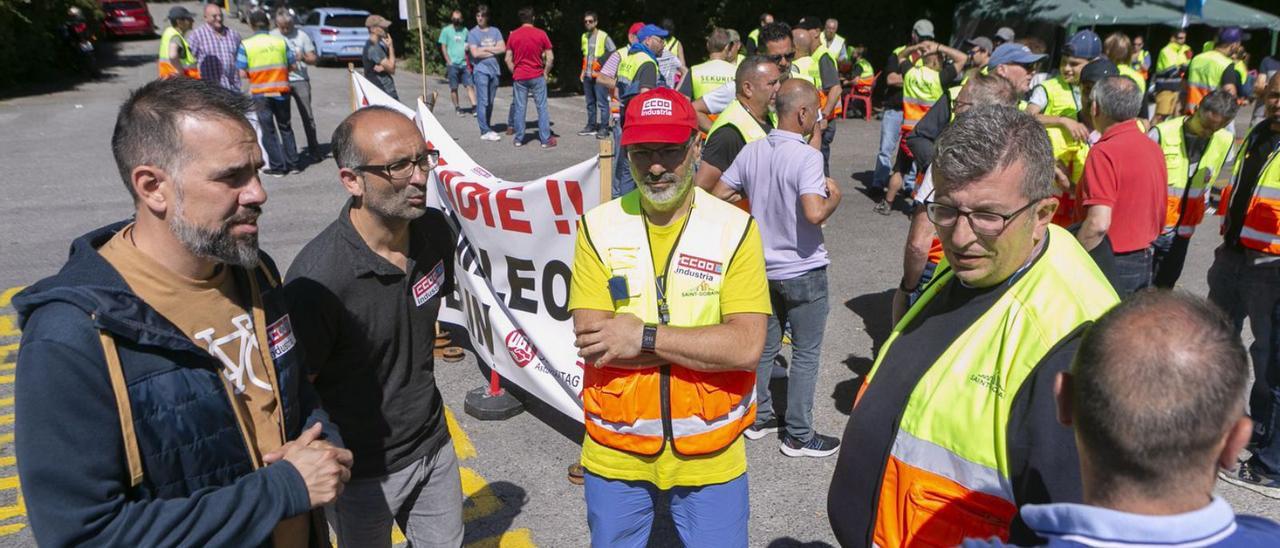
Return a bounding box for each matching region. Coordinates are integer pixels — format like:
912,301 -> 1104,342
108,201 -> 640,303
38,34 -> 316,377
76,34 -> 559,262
621,88 -> 696,146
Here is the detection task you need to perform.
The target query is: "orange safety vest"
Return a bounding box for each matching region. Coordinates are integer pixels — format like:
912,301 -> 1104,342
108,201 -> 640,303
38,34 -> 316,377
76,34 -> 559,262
158,26 -> 199,79
242,32 -> 290,96
1220,125 -> 1280,254
579,188 -> 757,456
1185,50 -> 1233,114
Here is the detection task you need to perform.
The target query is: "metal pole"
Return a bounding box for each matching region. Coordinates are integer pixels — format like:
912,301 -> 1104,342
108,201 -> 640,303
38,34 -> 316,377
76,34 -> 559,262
348,62 -> 357,112
417,13 -> 428,103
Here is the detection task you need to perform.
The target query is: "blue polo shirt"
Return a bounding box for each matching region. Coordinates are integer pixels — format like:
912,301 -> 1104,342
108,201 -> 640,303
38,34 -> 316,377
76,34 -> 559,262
963,496 -> 1280,547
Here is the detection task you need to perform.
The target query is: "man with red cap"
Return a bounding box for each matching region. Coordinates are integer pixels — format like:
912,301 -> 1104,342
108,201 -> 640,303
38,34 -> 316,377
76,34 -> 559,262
569,87 -> 770,547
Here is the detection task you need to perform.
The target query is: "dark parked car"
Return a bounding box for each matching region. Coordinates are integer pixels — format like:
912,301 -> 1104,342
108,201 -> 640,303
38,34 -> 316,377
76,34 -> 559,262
98,0 -> 155,38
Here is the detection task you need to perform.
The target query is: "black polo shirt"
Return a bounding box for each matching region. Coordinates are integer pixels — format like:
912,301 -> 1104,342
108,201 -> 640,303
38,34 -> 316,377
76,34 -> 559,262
285,199 -> 456,478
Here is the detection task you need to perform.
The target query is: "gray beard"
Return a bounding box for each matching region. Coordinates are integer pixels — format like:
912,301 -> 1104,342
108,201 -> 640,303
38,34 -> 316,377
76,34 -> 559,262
169,191 -> 260,269
362,179 -> 428,221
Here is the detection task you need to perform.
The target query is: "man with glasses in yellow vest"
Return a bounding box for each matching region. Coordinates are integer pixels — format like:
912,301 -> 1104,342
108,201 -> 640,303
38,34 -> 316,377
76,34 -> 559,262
1186,27 -> 1244,115
579,11 -> 616,138
570,86 -> 769,547
1146,89 -> 1238,288
237,10 -> 299,177
158,6 -> 198,79
876,41 -> 967,215
1152,29 -> 1193,123
829,105 -> 1118,548
1209,77 -> 1280,493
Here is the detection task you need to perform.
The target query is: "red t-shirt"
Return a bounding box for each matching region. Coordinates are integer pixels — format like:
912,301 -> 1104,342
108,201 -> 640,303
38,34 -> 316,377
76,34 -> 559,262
1076,120 -> 1168,253
507,24 -> 552,81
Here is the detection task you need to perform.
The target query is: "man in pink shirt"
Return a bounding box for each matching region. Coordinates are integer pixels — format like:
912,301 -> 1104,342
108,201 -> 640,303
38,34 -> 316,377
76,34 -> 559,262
505,7 -> 556,148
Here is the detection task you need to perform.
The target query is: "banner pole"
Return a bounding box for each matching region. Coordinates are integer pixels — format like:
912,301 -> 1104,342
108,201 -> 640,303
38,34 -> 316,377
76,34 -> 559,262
598,135 -> 614,203
417,14 -> 428,105
348,62 -> 357,112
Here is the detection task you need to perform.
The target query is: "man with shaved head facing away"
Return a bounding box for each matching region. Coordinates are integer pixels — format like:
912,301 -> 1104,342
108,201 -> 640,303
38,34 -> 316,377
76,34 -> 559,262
965,291 -> 1280,546
285,106 -> 463,547
714,79 -> 842,456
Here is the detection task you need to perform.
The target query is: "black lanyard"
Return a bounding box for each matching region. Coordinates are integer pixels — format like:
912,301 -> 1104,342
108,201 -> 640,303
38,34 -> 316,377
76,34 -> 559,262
641,202 -> 694,326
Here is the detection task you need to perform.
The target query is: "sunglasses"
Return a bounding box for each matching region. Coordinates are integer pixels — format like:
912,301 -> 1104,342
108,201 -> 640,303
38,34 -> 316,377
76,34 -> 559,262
766,51 -> 797,63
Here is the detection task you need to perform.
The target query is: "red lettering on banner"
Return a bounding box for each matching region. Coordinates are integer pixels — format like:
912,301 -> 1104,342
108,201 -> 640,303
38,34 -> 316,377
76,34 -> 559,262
425,140 -> 449,167
454,182 -> 496,227
496,189 -> 532,234
545,180 -> 585,235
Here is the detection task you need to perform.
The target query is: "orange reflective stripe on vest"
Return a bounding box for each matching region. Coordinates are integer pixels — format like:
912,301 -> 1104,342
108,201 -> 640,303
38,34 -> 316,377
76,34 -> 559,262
243,33 -> 290,95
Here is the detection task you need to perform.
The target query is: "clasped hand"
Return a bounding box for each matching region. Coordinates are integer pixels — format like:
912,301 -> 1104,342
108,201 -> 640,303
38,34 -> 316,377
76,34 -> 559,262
574,313 -> 645,368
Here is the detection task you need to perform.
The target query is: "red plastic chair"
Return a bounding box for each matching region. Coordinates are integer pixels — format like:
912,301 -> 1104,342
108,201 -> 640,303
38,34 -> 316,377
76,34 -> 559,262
843,71 -> 879,120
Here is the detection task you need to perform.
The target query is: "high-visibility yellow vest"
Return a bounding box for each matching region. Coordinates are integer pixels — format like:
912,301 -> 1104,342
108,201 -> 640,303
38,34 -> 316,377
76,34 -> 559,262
1234,59 -> 1248,84
1185,49 -> 1233,113
1155,42 -> 1192,74
1133,49 -> 1151,80
1156,116 -> 1233,237
580,187 -> 757,456
1220,126 -> 1280,255
861,224 -> 1118,547
242,33 -> 290,96
664,37 -> 683,60
747,28 -> 760,47
706,99 -> 770,145
820,32 -> 846,60
617,49 -> 658,100
854,58 -> 873,78
581,31 -> 610,78
1117,63 -> 1146,91
1037,76 -> 1081,157
689,59 -> 735,100
158,26 -> 199,79
901,65 -> 942,132
893,44 -> 925,68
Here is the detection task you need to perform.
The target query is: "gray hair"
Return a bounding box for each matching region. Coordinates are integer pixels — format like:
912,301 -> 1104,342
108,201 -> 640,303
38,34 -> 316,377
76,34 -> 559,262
1073,291 -> 1249,489
963,73 -> 1019,108
1199,89 -> 1241,120
933,105 -> 1055,201
331,105 -> 409,169
111,78 -> 254,200
706,28 -> 732,53
1090,76 -> 1142,122
735,55 -> 774,95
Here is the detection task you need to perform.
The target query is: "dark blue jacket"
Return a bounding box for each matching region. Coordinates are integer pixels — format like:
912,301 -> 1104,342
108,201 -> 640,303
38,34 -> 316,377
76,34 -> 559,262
14,222 -> 339,547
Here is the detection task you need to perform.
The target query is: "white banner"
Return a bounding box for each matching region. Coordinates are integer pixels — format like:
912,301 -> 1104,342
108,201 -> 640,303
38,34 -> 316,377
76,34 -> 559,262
352,72 -> 600,421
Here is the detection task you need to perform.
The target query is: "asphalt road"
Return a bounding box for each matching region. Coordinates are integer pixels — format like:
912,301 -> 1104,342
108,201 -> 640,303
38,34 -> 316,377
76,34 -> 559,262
0,3 -> 1275,546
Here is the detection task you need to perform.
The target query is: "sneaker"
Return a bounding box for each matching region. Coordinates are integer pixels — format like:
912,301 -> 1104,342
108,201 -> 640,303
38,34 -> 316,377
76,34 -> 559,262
781,433 -> 841,458
1220,459 -> 1280,499
597,128 -> 611,139
873,200 -> 892,216
542,137 -> 558,149
513,138 -> 525,147
455,107 -> 464,116
744,417 -> 779,440
577,126 -> 596,136
287,167 -> 302,175
260,168 -> 286,178
481,132 -> 502,141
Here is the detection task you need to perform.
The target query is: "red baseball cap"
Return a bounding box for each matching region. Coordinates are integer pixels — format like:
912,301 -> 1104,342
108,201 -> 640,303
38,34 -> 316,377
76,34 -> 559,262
628,22 -> 645,36
621,88 -> 697,146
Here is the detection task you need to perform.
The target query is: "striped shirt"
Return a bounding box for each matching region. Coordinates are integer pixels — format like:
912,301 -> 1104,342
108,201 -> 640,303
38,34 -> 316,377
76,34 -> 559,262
189,24 -> 244,91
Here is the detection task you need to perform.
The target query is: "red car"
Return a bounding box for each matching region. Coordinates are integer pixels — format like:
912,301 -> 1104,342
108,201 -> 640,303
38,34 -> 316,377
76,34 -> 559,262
99,0 -> 155,38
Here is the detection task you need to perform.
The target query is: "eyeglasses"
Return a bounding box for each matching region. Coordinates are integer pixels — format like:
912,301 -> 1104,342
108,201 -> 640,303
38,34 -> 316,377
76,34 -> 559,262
925,199 -> 1040,236
356,151 -> 439,182
765,51 -> 796,63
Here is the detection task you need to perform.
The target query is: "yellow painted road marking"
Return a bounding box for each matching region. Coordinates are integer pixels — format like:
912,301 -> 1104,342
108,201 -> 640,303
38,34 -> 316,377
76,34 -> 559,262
465,528 -> 536,548
0,523 -> 24,536
446,407 -> 476,461
0,316 -> 17,338
0,287 -> 22,309
0,397 -> 11,407
0,376 -> 13,385
0,476 -> 17,491
0,457 -> 13,467
0,415 -> 12,427
461,467 -> 502,524
0,364 -> 12,373
0,496 -> 23,521
0,434 -> 13,446
0,343 -> 16,363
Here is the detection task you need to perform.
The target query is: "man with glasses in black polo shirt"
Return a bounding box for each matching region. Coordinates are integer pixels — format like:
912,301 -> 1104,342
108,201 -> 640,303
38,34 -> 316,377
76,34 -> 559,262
285,106 -> 462,546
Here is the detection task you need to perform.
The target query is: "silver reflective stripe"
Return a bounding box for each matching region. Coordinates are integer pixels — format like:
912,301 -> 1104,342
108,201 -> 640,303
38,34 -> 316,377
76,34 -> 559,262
1252,185 -> 1280,201
250,62 -> 288,71
902,97 -> 934,107
1176,225 -> 1197,237
585,412 -> 665,437
890,429 -> 1013,500
670,390 -> 755,439
1240,226 -> 1280,247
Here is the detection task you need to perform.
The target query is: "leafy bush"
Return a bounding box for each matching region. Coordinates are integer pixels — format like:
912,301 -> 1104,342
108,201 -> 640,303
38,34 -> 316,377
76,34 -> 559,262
0,0 -> 102,91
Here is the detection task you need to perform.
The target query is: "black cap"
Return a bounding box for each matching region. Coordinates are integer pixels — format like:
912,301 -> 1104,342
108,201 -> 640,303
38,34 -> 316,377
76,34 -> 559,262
1080,58 -> 1119,84
168,6 -> 195,21
796,16 -> 823,31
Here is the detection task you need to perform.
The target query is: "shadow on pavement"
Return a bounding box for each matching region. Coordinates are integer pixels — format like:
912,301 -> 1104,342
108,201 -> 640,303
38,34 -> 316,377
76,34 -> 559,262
766,538 -> 836,548
463,480 -> 528,544
845,289 -> 894,352
0,38 -> 153,100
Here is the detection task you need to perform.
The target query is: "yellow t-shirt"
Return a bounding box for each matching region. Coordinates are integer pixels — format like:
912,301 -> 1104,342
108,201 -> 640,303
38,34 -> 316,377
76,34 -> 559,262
568,206 -> 771,490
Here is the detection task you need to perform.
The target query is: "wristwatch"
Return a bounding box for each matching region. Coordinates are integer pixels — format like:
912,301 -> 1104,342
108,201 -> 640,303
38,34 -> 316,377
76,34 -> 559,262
641,324 -> 658,353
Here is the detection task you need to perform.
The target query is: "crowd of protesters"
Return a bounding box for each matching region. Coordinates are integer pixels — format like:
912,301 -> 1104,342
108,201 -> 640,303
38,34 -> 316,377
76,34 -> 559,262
11,3 -> 1280,547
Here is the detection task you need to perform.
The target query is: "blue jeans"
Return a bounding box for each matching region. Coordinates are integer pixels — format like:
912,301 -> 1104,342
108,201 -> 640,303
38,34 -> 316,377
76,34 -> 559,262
755,268 -> 829,442
1151,232 -> 1191,288
513,76 -> 552,144
908,260 -> 938,307
1109,246 -> 1153,298
1208,245 -> 1280,427
612,123 -> 635,198
254,95 -> 298,171
1257,301 -> 1280,473
584,472 -> 748,548
473,70 -> 499,135
583,77 -> 608,130
873,109 -> 903,188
